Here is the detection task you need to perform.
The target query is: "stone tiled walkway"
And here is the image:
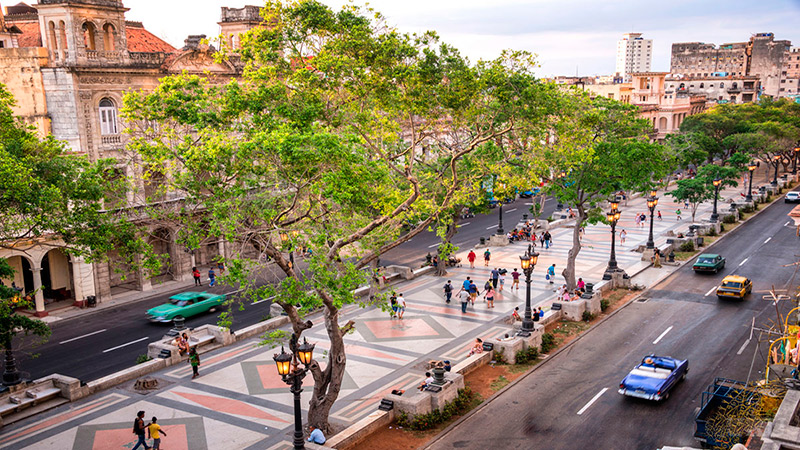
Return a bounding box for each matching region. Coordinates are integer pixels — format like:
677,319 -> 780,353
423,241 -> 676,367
0,183 -> 755,449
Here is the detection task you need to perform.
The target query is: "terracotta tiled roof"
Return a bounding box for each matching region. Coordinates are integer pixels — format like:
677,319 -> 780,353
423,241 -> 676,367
5,19 -> 175,53
11,21 -> 41,47
126,25 -> 175,53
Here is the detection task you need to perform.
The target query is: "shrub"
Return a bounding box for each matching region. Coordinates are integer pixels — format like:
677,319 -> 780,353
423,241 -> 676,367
600,299 -> 610,312
136,354 -> 152,364
680,240 -> 695,252
723,214 -> 736,224
706,227 -> 717,237
582,310 -> 595,322
493,350 -> 507,365
546,215 -> 555,222
396,388 -> 476,430
719,224 -> 724,232
540,332 -> 556,353
515,346 -> 539,364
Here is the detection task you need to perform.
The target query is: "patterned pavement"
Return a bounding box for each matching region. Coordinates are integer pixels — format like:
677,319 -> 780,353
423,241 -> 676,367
0,185 -> 742,449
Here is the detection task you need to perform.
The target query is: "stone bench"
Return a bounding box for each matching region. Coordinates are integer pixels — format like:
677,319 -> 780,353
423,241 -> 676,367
0,380 -> 63,418
451,351 -> 492,376
325,409 -> 393,450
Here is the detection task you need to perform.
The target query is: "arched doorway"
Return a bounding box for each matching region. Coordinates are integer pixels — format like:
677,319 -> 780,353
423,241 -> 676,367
41,248 -> 73,304
150,228 -> 175,284
2,255 -> 34,296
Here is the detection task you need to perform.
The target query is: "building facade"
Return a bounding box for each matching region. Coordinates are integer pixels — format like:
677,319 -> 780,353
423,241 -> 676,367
670,32 -> 791,98
664,75 -> 760,104
615,33 -> 652,81
0,1 -> 260,316
780,47 -> 800,100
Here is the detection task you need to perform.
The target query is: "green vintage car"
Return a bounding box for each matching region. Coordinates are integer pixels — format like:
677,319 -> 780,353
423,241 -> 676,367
692,254 -> 726,274
146,291 -> 225,323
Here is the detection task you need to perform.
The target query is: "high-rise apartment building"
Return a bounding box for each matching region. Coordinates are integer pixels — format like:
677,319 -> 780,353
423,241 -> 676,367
671,33 -> 791,98
615,33 -> 652,80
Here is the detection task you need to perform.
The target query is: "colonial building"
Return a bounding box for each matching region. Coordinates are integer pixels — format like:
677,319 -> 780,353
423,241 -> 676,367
615,33 -> 652,81
0,1 -> 260,316
664,75 -> 760,104
670,32 -> 791,98
779,47 -> 800,100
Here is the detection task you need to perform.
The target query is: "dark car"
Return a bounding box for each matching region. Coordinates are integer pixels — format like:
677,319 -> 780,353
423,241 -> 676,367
693,254 -> 725,274
619,355 -> 688,401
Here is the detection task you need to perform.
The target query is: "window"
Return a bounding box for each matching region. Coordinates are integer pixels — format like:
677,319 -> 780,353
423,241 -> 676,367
82,22 -> 97,50
99,98 -> 118,135
103,23 -> 115,51
719,83 -> 724,88
700,83 -> 704,88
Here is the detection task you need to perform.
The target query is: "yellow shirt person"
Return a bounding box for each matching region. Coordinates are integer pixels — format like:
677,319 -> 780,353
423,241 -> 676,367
147,418 -> 167,450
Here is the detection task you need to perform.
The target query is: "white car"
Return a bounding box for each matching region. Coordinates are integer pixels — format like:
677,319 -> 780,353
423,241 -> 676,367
786,192 -> 800,203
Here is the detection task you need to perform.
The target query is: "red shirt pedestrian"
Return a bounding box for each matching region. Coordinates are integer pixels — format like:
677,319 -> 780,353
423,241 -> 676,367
467,250 -> 476,268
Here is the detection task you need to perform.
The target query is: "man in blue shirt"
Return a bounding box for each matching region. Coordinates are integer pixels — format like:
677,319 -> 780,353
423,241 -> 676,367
308,425 -> 326,444
462,277 -> 471,291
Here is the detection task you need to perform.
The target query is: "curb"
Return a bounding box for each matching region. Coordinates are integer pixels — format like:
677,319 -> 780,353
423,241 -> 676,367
423,192 -> 787,449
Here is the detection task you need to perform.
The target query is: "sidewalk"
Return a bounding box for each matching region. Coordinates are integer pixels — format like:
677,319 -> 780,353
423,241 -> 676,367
0,179 -> 775,449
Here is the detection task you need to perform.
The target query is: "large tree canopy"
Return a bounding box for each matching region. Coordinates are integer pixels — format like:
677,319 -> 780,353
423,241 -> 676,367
123,0 -> 555,431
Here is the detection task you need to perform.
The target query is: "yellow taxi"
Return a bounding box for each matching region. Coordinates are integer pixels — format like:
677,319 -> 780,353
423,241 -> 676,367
716,275 -> 752,300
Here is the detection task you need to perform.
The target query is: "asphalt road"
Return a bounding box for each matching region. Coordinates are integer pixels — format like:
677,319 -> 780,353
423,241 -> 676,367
428,198 -> 800,450
11,196 -> 558,383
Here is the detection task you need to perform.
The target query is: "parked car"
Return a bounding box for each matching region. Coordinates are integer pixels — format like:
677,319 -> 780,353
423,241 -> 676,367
716,275 -> 752,300
619,355 -> 688,401
693,254 -> 726,274
520,187 -> 541,198
146,291 -> 225,323
785,191 -> 800,203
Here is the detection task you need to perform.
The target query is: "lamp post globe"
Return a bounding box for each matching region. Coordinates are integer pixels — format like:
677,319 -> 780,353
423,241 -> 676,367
773,154 -> 781,185
603,203 -> 622,280
518,251 -> 539,336
710,178 -> 721,223
746,162 -> 757,203
646,192 -> 658,249
274,334 -> 316,450
793,147 -> 799,175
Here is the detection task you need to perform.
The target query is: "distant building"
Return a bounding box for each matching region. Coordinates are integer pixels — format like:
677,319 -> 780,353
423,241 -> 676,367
615,33 -> 652,81
780,47 -> 800,101
670,33 -> 791,98
665,75 -> 760,104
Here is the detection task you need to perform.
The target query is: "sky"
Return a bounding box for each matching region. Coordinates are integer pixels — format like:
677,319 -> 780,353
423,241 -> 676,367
125,0 -> 800,77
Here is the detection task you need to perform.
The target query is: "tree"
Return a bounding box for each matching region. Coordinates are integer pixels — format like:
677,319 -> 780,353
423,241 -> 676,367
669,161 -> 742,222
122,1 -> 553,431
669,177 -> 713,222
539,92 -> 672,290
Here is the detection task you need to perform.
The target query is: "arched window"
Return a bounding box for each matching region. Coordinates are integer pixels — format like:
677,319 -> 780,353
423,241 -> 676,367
98,98 -> 118,135
658,117 -> 668,130
732,82 -> 738,89
82,22 -> 97,50
58,20 -> 68,50
48,21 -> 58,50
699,83 -> 704,88
103,23 -> 115,51
719,82 -> 725,88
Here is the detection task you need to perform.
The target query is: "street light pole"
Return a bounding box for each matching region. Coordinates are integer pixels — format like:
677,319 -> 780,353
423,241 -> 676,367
603,202 -> 622,280
746,162 -> 757,203
517,250 -> 539,337
274,334 -> 316,450
773,155 -> 781,186
710,179 -> 721,223
646,190 -> 658,249
497,202 -> 504,235
793,146 -> 799,175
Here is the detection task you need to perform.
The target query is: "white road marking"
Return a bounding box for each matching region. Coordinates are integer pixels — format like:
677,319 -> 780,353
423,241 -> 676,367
486,224 -> 499,230
577,388 -> 608,415
524,203 -> 533,205
652,326 -> 673,345
764,237 -> 771,244
738,257 -> 749,267
102,337 -> 149,353
704,286 -> 717,297
737,338 -> 751,355
786,221 -> 792,227
428,243 -> 441,248
457,222 -> 471,228
506,208 -> 517,213
252,295 -> 275,305
59,329 -> 107,345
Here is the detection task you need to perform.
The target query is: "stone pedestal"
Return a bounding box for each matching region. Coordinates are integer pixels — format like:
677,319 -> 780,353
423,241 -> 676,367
584,291 -> 602,315
493,337 -> 524,364
488,234 -> 509,247
559,300 -> 586,321
641,248 -> 655,262
610,271 -> 631,289
387,391 -> 432,416
430,372 -> 465,411
386,265 -> 413,280
519,323 -> 545,351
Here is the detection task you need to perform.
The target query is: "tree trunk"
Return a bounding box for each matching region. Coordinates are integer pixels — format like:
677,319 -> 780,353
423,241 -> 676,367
691,204 -> 698,222
561,206 -> 584,291
306,298 -> 346,434
435,212 -> 460,277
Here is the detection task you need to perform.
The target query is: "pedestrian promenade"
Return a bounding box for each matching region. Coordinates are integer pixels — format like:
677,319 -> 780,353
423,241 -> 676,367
0,182 -> 764,449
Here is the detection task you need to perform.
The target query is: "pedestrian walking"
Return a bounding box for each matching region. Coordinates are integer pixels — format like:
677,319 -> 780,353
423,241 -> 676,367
634,214 -> 641,228
217,262 -> 225,273
498,270 -> 505,292
484,285 -> 495,308
396,293 -> 406,319
467,250 -> 476,268
675,209 -> 682,220
443,280 -> 453,303
640,213 -> 647,227
462,277 -> 472,291
483,248 -> 491,266
657,210 -> 662,220
547,264 -> 556,286
389,294 -> 398,318
544,231 -> 552,249
147,417 -> 167,450
511,269 -> 520,290
468,280 -> 479,305
684,200 -> 689,210
192,267 -> 201,286
132,411 -> 151,450
189,347 -> 200,379
208,268 -> 216,287
620,229 -> 627,244
491,268 -> 500,289
458,288 -> 470,313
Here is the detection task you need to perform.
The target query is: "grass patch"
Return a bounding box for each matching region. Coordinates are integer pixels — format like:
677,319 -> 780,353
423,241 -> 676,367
490,375 -> 510,392
673,251 -> 695,261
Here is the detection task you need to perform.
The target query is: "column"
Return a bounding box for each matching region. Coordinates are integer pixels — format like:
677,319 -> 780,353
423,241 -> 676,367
31,266 -> 47,317
218,239 -> 227,260
71,256 -> 97,306
136,254 -> 152,292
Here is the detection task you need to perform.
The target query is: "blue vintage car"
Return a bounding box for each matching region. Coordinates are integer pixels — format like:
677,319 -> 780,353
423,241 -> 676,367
618,355 -> 688,401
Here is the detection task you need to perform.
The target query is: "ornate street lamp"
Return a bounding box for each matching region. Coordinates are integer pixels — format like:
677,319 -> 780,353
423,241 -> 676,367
793,146 -> 799,175
274,334 -> 316,450
602,202 -> 623,280
773,154 -> 781,185
517,250 -> 540,337
497,201 -> 504,235
646,190 -> 658,249
746,161 -> 757,203
710,178 -> 722,223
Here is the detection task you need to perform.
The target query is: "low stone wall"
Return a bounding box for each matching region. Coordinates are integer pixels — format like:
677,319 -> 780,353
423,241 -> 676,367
234,316 -> 290,341
762,389 -> 800,450
325,409 -> 395,450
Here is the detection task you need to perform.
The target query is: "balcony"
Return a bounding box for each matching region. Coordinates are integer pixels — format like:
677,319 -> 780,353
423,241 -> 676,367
727,86 -> 742,93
